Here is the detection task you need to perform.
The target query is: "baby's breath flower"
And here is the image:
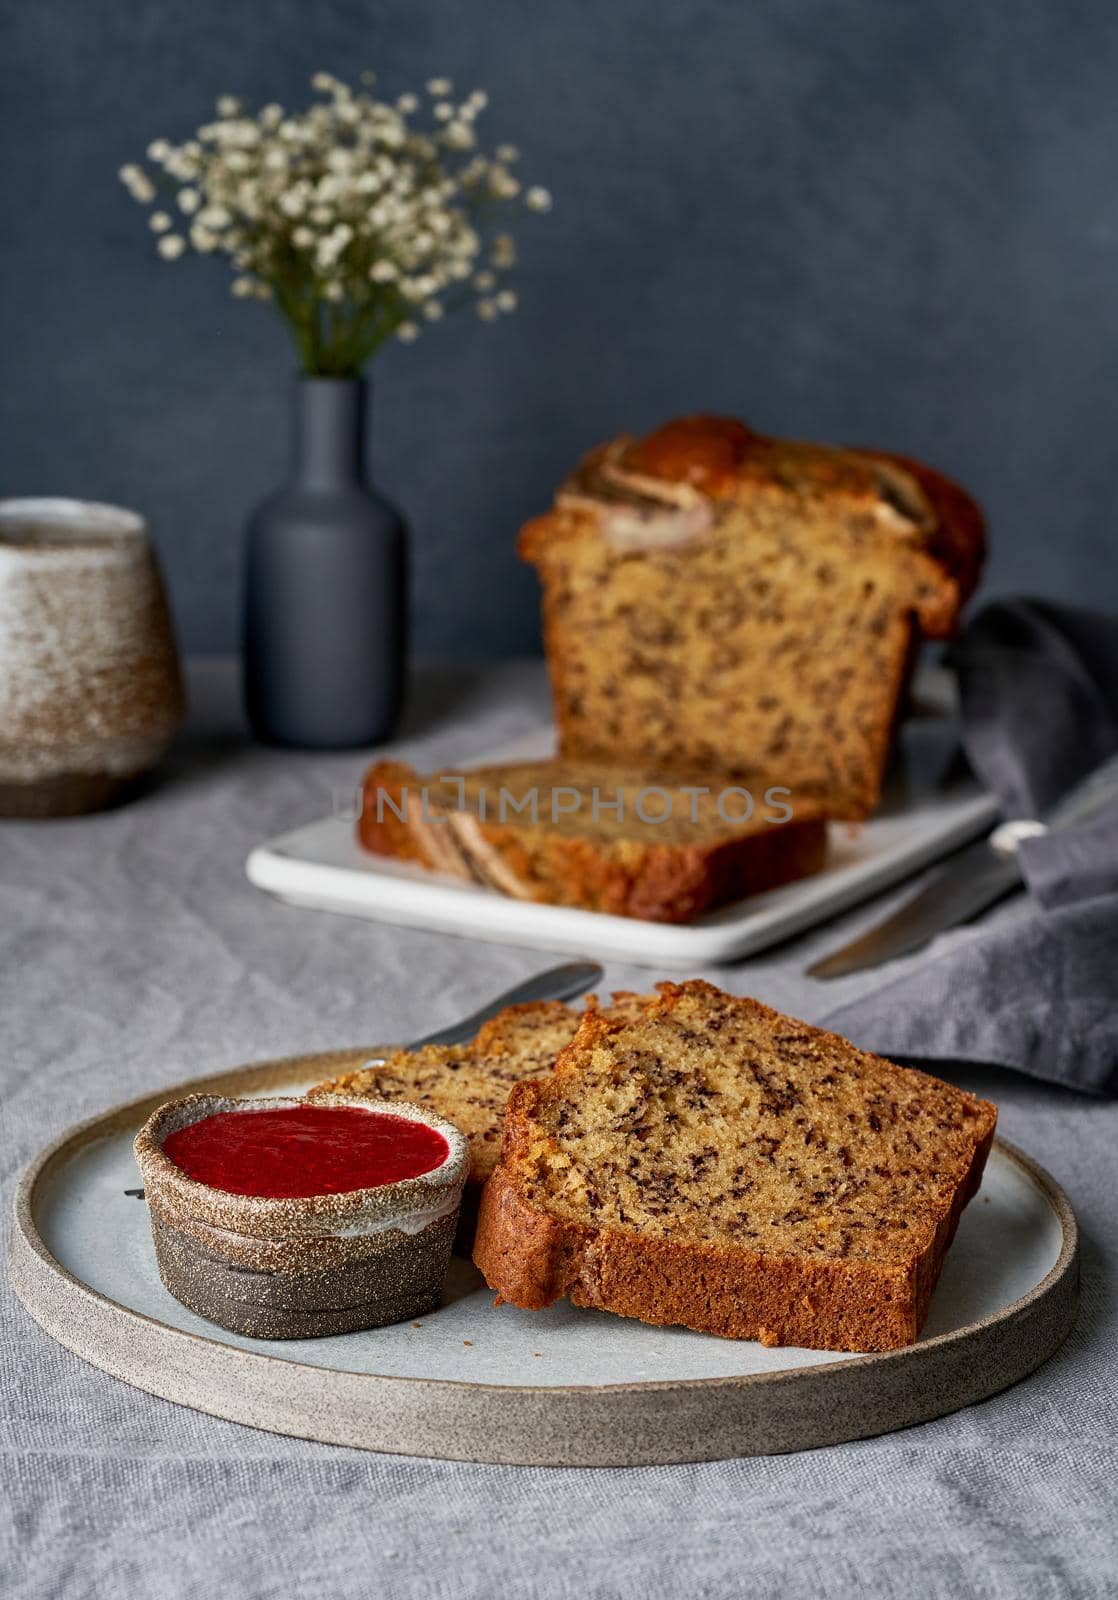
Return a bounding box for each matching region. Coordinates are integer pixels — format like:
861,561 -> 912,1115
119,164 -> 156,203
122,70 -> 551,372
488,168 -> 520,199
164,150 -> 200,182
442,121 -> 475,150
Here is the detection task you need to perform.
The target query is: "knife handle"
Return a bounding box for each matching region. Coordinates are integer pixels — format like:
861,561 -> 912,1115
989,819 -> 1047,856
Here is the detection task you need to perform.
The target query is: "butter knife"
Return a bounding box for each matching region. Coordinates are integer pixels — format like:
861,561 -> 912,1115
401,961 -> 603,1049
808,753 -> 1118,980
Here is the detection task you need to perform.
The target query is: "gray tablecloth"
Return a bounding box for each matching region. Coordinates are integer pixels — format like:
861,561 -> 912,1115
3,662 -> 1115,1600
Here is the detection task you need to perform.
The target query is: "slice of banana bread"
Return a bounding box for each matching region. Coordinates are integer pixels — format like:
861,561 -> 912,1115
310,1002 -> 585,1190
519,415 -> 986,819
310,995 -> 651,1249
358,757 -> 827,923
473,981 -> 997,1350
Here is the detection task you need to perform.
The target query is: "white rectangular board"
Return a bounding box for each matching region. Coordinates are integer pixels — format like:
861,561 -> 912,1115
246,721 -> 998,968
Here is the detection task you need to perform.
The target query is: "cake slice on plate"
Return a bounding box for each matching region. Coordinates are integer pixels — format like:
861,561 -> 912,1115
473,981 -> 996,1351
358,757 -> 827,924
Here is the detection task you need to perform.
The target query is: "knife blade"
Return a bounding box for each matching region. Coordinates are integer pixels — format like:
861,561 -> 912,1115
404,961 -> 603,1049
807,751 -> 1118,980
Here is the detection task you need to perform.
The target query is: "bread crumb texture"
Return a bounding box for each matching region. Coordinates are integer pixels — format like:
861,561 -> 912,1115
520,415 -> 985,819
310,1002 -> 586,1188
473,980 -> 996,1351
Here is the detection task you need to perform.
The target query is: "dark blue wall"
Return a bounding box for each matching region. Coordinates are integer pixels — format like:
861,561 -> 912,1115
4,0 -> 1118,655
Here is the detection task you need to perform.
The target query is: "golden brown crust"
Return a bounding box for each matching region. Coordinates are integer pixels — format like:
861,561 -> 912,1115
357,760 -> 430,862
473,982 -> 998,1352
476,1163 -> 923,1349
454,814 -> 826,922
865,448 -> 987,623
520,415 -> 986,608
621,414 -> 756,494
517,415 -> 985,820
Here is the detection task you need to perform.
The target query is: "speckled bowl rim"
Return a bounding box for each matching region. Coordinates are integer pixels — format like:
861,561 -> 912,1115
134,1093 -> 468,1239
8,1044 -> 1080,1466
0,497 -> 147,547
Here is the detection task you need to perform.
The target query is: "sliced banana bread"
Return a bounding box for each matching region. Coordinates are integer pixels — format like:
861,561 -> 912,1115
358,757 -> 827,923
473,981 -> 997,1351
519,415 -> 986,818
310,995 -> 651,1249
310,1001 -> 585,1190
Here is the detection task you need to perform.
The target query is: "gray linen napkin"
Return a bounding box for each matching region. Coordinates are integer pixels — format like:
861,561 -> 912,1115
821,600 -> 1118,1094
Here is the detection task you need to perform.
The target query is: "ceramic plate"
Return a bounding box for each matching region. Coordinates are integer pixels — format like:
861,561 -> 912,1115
10,1050 -> 1078,1465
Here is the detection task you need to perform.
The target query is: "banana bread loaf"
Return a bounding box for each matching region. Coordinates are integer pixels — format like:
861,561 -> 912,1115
357,757 -> 827,923
473,980 -> 997,1350
519,416 -> 986,818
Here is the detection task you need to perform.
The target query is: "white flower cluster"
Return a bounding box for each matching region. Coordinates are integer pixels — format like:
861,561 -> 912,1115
119,70 -> 551,375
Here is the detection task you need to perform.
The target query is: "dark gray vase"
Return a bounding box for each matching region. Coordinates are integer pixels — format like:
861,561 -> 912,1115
243,377 -> 406,748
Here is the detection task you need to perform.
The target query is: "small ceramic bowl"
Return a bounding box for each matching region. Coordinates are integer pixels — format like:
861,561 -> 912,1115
133,1094 -> 468,1340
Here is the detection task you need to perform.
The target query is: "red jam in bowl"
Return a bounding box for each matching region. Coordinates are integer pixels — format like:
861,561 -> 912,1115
161,1105 -> 450,1199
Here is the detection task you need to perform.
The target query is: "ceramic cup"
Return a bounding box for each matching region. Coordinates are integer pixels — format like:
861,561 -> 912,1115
0,498 -> 185,817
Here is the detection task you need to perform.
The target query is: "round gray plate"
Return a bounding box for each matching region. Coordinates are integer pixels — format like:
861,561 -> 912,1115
9,1048 -> 1079,1466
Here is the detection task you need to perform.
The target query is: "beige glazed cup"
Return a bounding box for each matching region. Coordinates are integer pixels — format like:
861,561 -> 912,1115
0,498 -> 185,817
